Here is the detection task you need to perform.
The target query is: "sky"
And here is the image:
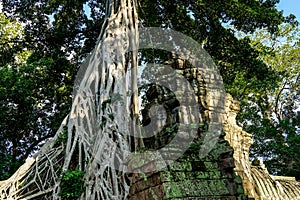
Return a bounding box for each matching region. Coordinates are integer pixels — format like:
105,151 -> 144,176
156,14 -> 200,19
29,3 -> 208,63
277,0 -> 300,21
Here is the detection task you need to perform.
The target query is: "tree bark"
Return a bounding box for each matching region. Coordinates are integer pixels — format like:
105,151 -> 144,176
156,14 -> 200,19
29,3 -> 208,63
0,0 -> 139,199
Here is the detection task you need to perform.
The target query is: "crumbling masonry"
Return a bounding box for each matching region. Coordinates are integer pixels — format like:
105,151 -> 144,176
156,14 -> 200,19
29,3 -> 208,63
128,58 -> 300,200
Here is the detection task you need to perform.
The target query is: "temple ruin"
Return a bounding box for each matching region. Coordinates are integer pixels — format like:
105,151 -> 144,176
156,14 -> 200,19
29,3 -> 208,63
0,0 -> 299,198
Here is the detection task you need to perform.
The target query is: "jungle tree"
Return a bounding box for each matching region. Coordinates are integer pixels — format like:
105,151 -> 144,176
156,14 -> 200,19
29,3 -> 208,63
0,0 -> 298,184
0,0 -> 140,199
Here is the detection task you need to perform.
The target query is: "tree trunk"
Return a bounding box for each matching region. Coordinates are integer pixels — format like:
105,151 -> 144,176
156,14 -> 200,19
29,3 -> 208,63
0,0 -> 139,199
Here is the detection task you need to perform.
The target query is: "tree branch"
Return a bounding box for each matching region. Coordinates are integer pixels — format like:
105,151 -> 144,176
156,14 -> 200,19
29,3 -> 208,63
275,80 -> 288,121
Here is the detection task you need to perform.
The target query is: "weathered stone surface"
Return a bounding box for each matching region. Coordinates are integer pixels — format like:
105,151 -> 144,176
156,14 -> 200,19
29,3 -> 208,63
129,91 -> 300,200
129,59 -> 251,200
224,94 -> 300,200
130,56 -> 300,200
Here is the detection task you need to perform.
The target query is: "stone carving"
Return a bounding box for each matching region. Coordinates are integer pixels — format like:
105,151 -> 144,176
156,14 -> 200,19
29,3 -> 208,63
128,58 -> 251,200
128,55 -> 300,199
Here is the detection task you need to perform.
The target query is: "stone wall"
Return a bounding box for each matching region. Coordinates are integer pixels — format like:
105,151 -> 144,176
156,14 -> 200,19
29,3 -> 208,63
128,59 -> 252,199
128,56 -> 300,199
223,94 -> 257,199
224,94 -> 300,200
128,153 -> 248,200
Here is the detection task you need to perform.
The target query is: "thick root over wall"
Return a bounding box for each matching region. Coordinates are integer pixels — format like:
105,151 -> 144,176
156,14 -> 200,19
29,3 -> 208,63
0,0 -> 139,199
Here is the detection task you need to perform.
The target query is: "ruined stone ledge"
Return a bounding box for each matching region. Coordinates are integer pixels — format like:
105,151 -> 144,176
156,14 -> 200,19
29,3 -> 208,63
271,175 -> 296,181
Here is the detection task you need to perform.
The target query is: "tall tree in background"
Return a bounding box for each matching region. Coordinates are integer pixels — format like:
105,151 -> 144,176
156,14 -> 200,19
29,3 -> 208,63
0,11 -> 75,180
236,23 -> 300,179
0,12 -> 29,180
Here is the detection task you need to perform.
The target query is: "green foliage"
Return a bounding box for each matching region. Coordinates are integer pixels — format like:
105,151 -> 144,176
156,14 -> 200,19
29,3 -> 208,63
164,124 -> 178,137
136,146 -> 149,153
0,13 -> 26,66
59,170 -> 85,200
0,56 -> 74,178
235,23 -> 300,179
0,155 -> 23,181
55,126 -> 68,147
0,7 -> 77,180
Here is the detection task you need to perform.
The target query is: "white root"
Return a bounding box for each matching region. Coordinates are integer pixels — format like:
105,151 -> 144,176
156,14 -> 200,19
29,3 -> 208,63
0,0 -> 139,199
